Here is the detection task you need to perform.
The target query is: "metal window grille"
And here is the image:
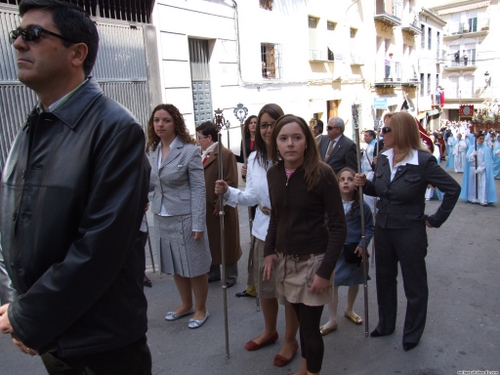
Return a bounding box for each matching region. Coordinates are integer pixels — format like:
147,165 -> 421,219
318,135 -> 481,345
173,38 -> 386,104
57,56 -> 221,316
259,0 -> 272,11
427,27 -> 431,50
421,24 -> 425,48
308,16 -> 318,29
0,0 -> 153,23
261,43 -> 281,79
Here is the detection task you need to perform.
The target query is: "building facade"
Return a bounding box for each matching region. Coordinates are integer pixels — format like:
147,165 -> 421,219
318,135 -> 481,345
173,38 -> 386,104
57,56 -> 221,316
430,0 -> 499,122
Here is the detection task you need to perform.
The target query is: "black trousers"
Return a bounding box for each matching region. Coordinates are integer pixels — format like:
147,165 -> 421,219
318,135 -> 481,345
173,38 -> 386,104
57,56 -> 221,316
374,224 -> 429,345
41,336 -> 152,375
291,303 -> 324,373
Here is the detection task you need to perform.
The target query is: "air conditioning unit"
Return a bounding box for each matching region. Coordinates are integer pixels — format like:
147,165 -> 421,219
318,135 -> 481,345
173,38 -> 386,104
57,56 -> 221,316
309,50 -> 320,61
350,54 -> 364,66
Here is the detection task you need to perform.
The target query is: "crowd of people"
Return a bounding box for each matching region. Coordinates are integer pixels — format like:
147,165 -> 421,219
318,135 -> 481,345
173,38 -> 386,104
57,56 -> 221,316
0,1 -> 496,374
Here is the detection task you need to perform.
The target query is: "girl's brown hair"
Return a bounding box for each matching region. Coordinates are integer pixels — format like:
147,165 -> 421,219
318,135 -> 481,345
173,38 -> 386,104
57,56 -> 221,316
269,114 -> 325,191
146,104 -> 196,152
337,167 -> 359,218
254,104 -> 284,168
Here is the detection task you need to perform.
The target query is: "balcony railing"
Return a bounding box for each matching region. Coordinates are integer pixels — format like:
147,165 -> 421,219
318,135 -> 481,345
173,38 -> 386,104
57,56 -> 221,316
444,19 -> 490,36
374,0 -> 402,27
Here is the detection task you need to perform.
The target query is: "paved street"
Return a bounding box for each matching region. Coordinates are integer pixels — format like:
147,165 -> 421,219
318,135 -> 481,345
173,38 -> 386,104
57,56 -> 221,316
1,166 -> 499,375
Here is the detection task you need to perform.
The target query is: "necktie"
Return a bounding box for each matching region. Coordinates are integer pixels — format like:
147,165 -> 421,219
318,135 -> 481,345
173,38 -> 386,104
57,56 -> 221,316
325,140 -> 336,160
203,153 -> 210,166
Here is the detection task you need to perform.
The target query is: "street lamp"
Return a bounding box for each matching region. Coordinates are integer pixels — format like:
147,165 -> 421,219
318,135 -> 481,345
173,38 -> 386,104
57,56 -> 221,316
484,71 -> 491,87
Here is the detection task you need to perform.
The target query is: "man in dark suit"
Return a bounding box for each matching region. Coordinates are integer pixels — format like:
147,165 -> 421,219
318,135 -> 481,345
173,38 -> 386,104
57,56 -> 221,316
318,117 -> 357,175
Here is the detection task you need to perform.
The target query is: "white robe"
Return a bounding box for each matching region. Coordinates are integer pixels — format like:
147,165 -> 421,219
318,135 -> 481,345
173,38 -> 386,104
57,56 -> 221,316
453,140 -> 467,173
467,147 -> 487,204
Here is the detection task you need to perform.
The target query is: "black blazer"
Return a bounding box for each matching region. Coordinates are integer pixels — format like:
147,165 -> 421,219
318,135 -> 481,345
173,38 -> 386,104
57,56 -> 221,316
318,134 -> 357,175
364,150 -> 460,229
235,136 -> 254,163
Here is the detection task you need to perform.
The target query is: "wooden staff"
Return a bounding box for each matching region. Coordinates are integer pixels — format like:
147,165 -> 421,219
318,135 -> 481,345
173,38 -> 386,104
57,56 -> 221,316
214,108 -> 230,358
352,103 -> 369,336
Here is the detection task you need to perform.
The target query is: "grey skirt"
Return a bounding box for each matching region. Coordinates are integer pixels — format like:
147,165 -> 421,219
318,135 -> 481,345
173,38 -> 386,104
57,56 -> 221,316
154,214 -> 211,278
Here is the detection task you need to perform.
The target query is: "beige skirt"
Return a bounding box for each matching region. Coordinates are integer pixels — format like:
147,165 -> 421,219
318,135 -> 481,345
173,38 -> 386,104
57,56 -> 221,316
252,238 -> 278,299
275,253 -> 334,306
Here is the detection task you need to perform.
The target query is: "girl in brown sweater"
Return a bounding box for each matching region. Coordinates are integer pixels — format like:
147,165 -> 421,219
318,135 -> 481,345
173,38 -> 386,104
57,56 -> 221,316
264,115 -> 347,375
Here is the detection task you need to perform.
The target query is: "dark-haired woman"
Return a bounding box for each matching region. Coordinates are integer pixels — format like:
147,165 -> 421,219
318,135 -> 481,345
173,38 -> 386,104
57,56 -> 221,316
355,111 -> 460,351
235,115 -> 258,164
319,168 -> 374,336
146,104 -> 211,329
215,104 -> 300,367
264,115 -> 347,375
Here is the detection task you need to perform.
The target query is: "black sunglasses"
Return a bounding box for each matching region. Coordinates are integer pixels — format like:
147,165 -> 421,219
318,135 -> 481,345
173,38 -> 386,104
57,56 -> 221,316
381,127 -> 392,134
327,126 -> 339,131
10,25 -> 78,45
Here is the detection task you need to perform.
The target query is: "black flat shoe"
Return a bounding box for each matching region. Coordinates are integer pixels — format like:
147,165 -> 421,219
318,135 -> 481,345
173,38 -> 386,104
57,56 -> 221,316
226,281 -> 236,288
370,329 -> 393,337
143,279 -> 152,288
403,342 -> 418,351
235,290 -> 256,298
208,276 -> 221,283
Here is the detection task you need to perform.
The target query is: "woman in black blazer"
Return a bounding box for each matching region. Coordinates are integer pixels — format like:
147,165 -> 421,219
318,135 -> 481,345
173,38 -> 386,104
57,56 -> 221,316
235,115 -> 257,164
355,111 -> 460,351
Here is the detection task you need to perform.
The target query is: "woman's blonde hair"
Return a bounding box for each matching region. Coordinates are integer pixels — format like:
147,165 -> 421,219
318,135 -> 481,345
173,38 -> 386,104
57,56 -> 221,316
383,111 -> 429,161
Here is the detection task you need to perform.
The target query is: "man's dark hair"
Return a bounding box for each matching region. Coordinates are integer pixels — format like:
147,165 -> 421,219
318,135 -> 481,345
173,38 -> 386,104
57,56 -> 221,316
196,121 -> 219,142
314,119 -> 323,133
19,0 -> 99,76
365,130 -> 376,139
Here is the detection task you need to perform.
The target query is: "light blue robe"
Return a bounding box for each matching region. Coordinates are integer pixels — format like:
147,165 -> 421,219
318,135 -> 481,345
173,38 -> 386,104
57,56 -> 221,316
492,139 -> 500,180
445,138 -> 456,170
459,143 -> 498,204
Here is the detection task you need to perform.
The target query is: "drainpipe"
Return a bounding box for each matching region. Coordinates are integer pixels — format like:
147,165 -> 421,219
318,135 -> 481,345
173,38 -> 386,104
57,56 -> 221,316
232,1 -> 243,84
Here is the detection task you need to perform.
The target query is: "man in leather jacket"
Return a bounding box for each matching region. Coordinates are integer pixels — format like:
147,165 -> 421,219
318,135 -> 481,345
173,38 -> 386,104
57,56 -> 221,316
0,1 -> 151,373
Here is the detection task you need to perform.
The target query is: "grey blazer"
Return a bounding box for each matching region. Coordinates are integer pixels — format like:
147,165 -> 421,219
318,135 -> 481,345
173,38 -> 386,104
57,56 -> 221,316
148,140 -> 206,231
318,134 -> 357,175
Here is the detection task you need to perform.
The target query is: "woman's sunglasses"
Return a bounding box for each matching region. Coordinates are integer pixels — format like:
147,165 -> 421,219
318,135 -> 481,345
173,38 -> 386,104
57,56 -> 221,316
10,25 -> 78,44
381,127 -> 392,134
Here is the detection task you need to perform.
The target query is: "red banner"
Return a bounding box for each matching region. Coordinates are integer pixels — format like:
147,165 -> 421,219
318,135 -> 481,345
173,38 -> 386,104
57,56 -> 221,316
459,105 -> 474,117
415,117 -> 434,154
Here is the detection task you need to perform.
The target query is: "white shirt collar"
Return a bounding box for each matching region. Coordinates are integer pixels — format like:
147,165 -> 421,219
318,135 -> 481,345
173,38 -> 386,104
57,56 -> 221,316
382,148 -> 419,167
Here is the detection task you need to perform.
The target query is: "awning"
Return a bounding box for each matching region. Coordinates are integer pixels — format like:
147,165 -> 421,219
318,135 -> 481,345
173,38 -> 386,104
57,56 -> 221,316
436,1 -> 490,16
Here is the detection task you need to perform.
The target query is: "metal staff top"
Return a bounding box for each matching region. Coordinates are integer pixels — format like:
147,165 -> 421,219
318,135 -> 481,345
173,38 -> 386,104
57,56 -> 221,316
234,103 -> 249,165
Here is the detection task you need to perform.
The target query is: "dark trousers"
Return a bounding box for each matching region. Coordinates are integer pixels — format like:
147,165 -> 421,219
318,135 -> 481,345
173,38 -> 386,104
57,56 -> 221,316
41,336 -> 152,375
374,224 -> 429,345
208,263 -> 238,283
291,303 -> 324,373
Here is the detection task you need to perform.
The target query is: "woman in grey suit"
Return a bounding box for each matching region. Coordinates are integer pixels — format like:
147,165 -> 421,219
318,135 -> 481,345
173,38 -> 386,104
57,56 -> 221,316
355,111 -> 460,351
146,104 -> 211,329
